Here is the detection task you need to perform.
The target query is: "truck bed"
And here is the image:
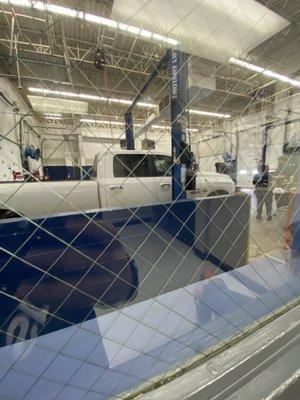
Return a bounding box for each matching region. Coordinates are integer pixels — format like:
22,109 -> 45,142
0,180 -> 99,218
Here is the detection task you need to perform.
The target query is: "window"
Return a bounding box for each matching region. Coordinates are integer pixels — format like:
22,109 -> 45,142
113,154 -> 150,177
152,155 -> 172,176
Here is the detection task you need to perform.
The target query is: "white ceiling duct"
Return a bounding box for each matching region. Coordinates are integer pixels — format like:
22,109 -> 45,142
28,96 -> 89,114
112,0 -> 289,63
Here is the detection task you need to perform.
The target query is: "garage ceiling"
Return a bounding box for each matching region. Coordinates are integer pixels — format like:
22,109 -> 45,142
112,0 -> 289,63
0,0 -> 298,129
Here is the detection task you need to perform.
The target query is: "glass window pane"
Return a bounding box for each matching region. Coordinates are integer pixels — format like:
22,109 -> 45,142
113,154 -> 150,177
152,155 -> 172,176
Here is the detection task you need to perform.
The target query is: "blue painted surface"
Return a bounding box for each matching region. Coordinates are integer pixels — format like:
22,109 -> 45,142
0,254 -> 298,400
81,166 -> 93,180
170,50 -> 188,201
0,196 -> 249,345
2,196 -> 298,399
294,194 -> 300,257
125,112 -> 135,150
43,166 -> 93,181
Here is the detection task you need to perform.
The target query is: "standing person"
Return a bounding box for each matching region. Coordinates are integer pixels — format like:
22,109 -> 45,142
253,164 -> 273,221
282,149 -> 300,262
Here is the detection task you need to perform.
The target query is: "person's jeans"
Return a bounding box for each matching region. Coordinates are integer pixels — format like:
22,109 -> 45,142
255,189 -> 273,219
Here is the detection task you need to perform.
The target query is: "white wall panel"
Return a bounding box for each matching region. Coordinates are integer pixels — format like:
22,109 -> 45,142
0,140 -> 22,181
0,78 -> 42,180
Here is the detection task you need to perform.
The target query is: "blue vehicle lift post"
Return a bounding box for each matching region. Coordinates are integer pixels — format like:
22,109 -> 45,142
124,48 -> 189,201
124,51 -> 169,150
169,49 -> 188,200
124,111 -> 135,150
261,123 -> 272,171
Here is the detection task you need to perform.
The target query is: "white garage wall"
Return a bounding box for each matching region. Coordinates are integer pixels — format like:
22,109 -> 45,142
192,103 -> 300,187
0,78 -> 42,181
42,137 -> 71,166
0,139 -> 21,181
82,140 -> 119,165
278,90 -> 300,145
41,126 -> 173,171
195,134 -> 234,172
2,77 -> 299,184
0,79 -> 23,181
196,123 -> 263,187
237,127 -> 261,187
143,131 -> 171,154
266,125 -> 285,170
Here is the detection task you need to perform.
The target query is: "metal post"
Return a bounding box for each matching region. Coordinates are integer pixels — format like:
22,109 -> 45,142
261,124 -> 271,170
284,109 -> 291,144
124,50 -> 168,150
76,134 -> 85,179
170,49 -> 188,200
126,51 -> 168,115
235,130 -> 239,184
293,157 -> 300,259
125,111 -> 135,150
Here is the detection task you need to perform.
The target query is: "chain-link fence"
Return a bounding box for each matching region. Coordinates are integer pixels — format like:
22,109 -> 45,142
0,1 -> 299,399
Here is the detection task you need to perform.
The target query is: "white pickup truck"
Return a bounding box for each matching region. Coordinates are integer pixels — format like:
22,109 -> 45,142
0,150 -> 234,219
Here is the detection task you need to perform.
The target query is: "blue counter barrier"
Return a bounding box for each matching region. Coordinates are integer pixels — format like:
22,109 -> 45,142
0,195 -> 299,400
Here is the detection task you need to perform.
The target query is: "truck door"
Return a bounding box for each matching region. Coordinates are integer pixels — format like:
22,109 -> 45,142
151,154 -> 172,203
104,153 -> 160,208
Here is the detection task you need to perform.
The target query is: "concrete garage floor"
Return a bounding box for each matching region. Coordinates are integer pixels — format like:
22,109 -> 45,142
246,189 -> 287,261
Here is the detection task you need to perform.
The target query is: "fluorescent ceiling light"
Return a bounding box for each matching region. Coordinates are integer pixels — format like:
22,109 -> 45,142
0,0 -> 179,46
151,124 -> 169,130
152,33 -> 164,41
28,95 -> 88,114
229,57 -> 300,88
45,116 -> 62,120
81,119 -> 123,126
165,38 -> 179,46
85,13 -> 118,28
34,2 -> 81,18
140,29 -> 152,38
189,109 -> 231,119
137,101 -> 154,108
150,124 -> 198,132
229,57 -> 264,73
127,26 -> 140,34
3,0 -> 30,5
80,118 -> 141,127
44,112 -> 62,117
187,128 -> 199,132
28,87 -> 155,109
262,70 -> 300,87
29,88 -> 229,119
80,120 -> 198,131
119,23 -> 141,35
